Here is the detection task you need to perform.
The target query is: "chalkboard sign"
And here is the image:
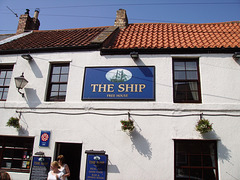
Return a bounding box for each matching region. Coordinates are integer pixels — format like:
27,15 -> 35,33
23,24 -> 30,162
30,156 -> 51,180
85,152 -> 108,180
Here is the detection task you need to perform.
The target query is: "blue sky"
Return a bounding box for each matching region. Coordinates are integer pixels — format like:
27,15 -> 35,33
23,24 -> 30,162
0,0 -> 239,34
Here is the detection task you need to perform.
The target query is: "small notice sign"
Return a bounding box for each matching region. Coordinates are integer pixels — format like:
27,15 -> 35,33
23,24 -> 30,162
39,131 -> 51,147
85,152 -> 108,180
30,156 -> 51,180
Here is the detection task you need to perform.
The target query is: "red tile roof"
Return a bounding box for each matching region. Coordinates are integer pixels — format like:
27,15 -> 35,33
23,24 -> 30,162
106,21 -> 240,50
0,27 -> 108,52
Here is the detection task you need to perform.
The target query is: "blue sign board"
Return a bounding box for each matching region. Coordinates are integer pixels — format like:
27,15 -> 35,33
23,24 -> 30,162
39,131 -> 51,147
85,154 -> 108,180
30,156 -> 51,180
82,66 -> 155,100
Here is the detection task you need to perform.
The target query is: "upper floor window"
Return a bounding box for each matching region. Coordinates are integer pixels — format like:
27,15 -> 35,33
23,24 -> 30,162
175,140 -> 218,180
46,63 -> 69,101
173,59 -> 201,103
0,65 -> 13,101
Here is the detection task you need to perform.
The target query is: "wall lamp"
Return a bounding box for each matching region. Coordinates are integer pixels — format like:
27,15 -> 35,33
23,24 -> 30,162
130,51 -> 139,60
21,54 -> 33,61
233,52 -> 240,60
14,73 -> 28,97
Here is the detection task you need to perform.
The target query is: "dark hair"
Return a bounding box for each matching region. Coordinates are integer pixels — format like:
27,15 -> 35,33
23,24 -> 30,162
0,171 -> 11,180
57,155 -> 65,163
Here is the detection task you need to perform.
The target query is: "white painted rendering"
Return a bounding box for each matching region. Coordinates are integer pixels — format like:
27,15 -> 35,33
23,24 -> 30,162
0,51 -> 240,180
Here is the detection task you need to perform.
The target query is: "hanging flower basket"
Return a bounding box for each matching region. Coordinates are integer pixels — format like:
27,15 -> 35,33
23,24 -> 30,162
195,118 -> 213,134
6,117 -> 20,129
120,120 -> 135,132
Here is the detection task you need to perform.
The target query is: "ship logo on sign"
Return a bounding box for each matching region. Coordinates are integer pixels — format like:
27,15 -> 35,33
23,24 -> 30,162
105,69 -> 132,83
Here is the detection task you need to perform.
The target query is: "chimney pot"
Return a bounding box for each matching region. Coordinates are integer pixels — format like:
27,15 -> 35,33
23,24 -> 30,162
34,8 -> 40,19
25,9 -> 30,15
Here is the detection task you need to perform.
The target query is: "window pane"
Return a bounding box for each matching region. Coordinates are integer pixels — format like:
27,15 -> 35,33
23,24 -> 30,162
4,79 -> 11,86
186,62 -> 197,70
6,71 -> 12,78
190,168 -> 202,179
61,66 -> 69,74
186,71 -> 198,80
203,155 -> 215,167
60,75 -> 68,82
0,71 -> 6,78
58,92 -> 66,100
51,75 -> 59,82
174,62 -> 185,70
0,79 -> 4,86
51,84 -> 59,91
60,84 -> 67,91
203,169 -> 217,180
189,155 -> 202,166
175,71 -> 186,80
176,168 -> 189,180
176,153 -> 188,166
52,66 -> 61,74
2,91 -> 8,100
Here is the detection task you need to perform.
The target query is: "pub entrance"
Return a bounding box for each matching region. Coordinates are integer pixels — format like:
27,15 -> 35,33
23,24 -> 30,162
55,142 -> 82,180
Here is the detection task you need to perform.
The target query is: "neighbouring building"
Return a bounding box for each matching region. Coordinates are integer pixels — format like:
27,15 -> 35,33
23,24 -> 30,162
0,9 -> 240,180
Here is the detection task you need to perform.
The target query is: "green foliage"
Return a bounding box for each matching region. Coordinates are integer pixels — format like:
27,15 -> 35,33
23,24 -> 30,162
120,120 -> 134,132
195,119 -> 213,134
6,117 -> 20,129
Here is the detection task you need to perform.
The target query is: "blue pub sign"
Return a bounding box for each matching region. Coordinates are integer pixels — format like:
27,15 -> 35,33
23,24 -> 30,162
85,152 -> 108,180
82,66 -> 155,100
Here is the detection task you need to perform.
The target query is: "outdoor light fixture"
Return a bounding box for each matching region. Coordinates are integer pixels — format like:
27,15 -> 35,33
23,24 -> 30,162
21,54 -> 33,61
14,73 -> 28,97
130,51 -> 139,60
233,52 -> 240,60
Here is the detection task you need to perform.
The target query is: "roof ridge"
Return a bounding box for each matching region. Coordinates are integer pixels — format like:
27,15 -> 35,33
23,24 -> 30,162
32,26 -> 113,33
129,21 -> 240,26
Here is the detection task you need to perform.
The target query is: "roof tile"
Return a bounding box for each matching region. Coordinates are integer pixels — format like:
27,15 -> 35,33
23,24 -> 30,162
0,27 -> 108,51
107,21 -> 240,49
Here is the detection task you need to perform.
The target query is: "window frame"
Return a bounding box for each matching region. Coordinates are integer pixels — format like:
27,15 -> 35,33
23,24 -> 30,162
0,65 -> 13,101
174,139 -> 219,180
0,136 -> 34,173
172,58 -> 202,103
46,63 -> 70,101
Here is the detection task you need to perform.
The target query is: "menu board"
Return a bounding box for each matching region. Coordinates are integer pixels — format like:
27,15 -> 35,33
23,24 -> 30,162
85,154 -> 108,180
30,156 -> 51,180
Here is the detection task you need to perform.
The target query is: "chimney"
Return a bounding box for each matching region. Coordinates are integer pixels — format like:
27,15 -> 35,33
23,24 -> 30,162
114,9 -> 128,28
16,9 -> 40,34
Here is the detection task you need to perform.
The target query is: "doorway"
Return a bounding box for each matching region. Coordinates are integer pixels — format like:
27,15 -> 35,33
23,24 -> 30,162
55,142 -> 82,180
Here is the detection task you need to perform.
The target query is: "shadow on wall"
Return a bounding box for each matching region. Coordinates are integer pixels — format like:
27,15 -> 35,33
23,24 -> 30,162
129,130 -> 152,160
29,59 -> 43,78
17,115 -> 29,136
25,88 -> 42,108
202,130 -> 232,163
108,159 -> 120,174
